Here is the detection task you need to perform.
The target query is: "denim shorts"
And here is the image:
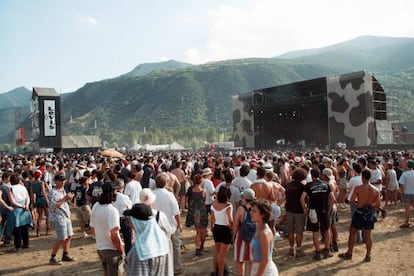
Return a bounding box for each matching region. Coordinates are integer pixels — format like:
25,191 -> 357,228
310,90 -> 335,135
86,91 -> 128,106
51,219 -> 73,240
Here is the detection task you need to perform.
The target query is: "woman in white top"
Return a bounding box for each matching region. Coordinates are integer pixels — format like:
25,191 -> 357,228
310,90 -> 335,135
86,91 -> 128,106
211,185 -> 233,276
385,162 -> 399,207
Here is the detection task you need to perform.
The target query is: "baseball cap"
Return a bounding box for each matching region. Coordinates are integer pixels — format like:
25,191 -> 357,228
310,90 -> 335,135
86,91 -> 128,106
241,188 -> 256,201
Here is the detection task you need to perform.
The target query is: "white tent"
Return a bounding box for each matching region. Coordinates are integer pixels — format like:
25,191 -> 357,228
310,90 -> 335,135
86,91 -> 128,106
141,144 -> 170,151
129,143 -> 142,151
169,141 -> 185,150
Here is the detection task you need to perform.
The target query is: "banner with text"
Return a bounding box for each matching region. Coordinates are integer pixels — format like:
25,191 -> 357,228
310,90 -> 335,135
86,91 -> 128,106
44,100 -> 56,137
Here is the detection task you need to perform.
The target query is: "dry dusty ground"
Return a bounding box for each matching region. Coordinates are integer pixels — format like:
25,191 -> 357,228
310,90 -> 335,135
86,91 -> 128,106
0,204 -> 413,276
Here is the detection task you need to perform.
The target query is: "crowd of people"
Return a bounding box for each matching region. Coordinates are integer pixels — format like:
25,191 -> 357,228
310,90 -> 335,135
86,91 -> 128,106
0,148 -> 414,275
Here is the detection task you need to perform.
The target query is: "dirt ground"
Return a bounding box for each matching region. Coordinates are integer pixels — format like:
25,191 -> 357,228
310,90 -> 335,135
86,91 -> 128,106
0,204 -> 413,276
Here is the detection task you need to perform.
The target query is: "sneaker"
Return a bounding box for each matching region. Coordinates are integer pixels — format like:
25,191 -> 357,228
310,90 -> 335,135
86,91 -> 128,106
332,243 -> 339,252
399,223 -> 410,228
9,247 -> 22,253
2,240 -> 11,246
288,248 -> 295,257
195,249 -> 202,256
82,231 -> 89,238
338,252 -> 352,260
49,257 -> 63,265
323,248 -> 333,258
62,254 -> 77,262
313,251 -> 322,260
364,255 -> 371,262
296,248 -> 305,257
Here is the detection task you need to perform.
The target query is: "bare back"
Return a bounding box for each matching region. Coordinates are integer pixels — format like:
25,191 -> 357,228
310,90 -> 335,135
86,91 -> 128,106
351,183 -> 381,209
251,181 -> 274,201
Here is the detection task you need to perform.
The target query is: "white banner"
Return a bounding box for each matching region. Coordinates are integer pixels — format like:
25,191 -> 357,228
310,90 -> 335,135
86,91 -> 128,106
44,100 -> 56,136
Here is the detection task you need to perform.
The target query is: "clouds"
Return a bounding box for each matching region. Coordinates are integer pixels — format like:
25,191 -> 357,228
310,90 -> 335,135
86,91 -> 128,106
77,15 -> 99,26
183,0 -> 414,64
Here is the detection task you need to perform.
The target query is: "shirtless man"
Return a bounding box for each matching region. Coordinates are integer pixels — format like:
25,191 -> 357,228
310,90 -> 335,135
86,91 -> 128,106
171,161 -> 188,211
264,171 -> 285,206
278,158 -> 290,187
339,169 -> 381,262
250,167 -> 274,202
160,163 -> 180,199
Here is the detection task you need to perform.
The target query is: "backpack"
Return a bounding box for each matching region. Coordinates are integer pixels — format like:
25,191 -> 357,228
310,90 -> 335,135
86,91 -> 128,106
240,205 -> 256,242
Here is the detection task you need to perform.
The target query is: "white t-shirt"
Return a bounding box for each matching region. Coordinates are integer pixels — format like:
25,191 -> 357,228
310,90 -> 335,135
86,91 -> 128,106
247,169 -> 257,183
148,178 -> 156,190
370,168 -> 382,191
399,170 -> 414,195
12,184 -> 28,203
203,178 -> 216,205
234,166 -> 241,177
231,176 -> 252,193
90,203 -> 120,251
152,209 -> 174,237
124,180 -> 142,204
44,171 -> 54,191
112,192 -> 132,218
152,188 -> 180,230
347,175 -> 362,201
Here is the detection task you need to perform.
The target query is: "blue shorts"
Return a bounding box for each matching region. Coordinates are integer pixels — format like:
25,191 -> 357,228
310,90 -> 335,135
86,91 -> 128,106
403,194 -> 414,204
51,219 -> 73,240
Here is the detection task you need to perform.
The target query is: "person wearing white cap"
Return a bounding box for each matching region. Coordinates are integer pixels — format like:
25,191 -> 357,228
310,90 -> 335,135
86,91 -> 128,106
202,168 -> 216,215
44,162 -> 55,192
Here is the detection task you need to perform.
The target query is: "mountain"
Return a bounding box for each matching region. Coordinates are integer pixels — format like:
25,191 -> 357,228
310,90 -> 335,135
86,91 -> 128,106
0,87 -> 31,145
0,86 -> 31,109
278,35 -> 414,72
2,36 -> 414,148
121,59 -> 193,78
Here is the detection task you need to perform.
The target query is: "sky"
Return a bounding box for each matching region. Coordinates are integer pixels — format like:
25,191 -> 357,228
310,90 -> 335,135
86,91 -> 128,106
1,0 -> 413,93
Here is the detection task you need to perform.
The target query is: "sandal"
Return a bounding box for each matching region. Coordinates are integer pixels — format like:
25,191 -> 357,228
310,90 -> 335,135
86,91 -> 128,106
338,252 -> 352,260
399,223 -> 410,228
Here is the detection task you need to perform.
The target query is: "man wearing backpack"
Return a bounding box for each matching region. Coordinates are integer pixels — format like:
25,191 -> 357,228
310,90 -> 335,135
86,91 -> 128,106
232,188 -> 256,276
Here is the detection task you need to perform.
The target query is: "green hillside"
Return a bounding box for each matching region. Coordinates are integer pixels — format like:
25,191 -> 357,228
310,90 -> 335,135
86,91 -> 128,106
0,86 -> 31,109
62,58 -> 336,146
121,59 -> 193,78
1,36 -> 414,148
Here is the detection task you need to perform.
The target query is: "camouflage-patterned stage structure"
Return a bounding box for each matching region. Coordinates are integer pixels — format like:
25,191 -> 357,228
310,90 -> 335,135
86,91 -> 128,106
232,71 -> 393,149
